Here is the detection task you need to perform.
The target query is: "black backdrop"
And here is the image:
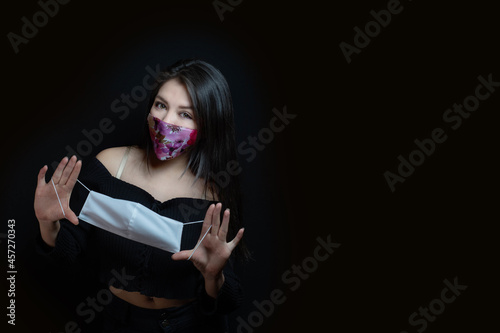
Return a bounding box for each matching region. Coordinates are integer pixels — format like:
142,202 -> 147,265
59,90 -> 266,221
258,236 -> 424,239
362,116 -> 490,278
1,0 -> 498,332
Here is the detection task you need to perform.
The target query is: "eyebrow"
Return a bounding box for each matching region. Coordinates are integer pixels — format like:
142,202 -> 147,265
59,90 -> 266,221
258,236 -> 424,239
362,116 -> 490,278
155,95 -> 193,109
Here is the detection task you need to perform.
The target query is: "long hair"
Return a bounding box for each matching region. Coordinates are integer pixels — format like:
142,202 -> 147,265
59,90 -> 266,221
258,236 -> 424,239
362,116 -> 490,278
139,59 -> 249,260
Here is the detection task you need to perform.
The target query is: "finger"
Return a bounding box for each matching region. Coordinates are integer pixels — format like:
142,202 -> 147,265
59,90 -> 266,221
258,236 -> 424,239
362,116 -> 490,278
211,203 -> 222,236
228,228 -> 245,251
171,250 -> 190,261
52,156 -> 68,183
37,165 -> 48,188
200,204 -> 215,239
66,159 -> 82,188
60,155 -> 77,185
65,209 -> 79,225
219,208 -> 230,242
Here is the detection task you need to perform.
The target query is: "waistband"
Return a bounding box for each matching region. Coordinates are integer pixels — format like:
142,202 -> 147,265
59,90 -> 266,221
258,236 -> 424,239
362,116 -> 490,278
103,293 -> 198,332
102,293 -> 226,332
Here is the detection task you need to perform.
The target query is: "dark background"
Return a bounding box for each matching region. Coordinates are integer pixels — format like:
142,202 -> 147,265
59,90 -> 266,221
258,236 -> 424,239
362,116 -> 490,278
1,0 -> 498,332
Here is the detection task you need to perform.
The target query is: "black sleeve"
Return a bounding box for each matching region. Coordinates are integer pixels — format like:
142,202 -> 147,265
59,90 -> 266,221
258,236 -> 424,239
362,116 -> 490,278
197,258 -> 243,315
35,218 -> 94,266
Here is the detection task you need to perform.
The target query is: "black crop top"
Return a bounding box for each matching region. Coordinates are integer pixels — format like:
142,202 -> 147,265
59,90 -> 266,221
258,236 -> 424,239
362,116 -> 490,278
37,157 -> 242,314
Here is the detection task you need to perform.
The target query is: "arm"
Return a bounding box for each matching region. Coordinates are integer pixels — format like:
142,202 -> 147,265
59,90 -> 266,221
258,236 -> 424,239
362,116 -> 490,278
198,258 -> 243,315
172,203 -> 245,314
34,156 -> 89,263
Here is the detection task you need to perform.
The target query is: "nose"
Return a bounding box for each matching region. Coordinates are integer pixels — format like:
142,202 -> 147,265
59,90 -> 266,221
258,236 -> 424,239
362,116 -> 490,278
161,111 -> 176,125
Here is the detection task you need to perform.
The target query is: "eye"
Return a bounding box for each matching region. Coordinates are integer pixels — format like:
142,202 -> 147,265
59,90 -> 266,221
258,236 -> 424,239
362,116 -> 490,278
155,102 -> 167,109
180,112 -> 193,120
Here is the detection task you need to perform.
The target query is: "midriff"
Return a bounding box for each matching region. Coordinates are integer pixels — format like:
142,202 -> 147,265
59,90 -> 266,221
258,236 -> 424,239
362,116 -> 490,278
109,285 -> 195,309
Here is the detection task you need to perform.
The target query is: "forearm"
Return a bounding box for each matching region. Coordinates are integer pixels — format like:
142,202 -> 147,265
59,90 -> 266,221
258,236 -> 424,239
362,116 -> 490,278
198,267 -> 243,315
39,219 -> 61,247
204,272 -> 225,299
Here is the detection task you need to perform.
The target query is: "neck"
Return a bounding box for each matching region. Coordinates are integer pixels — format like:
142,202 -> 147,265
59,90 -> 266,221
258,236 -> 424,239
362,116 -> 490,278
146,150 -> 191,178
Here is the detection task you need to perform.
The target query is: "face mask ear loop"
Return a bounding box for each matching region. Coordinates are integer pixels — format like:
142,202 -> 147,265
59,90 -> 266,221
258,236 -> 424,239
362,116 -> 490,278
51,179 -> 90,219
51,179 -> 66,218
188,225 -> 212,261
76,179 -> 90,192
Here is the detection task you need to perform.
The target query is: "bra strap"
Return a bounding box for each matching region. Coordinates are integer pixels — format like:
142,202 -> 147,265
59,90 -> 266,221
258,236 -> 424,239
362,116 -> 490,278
115,146 -> 132,179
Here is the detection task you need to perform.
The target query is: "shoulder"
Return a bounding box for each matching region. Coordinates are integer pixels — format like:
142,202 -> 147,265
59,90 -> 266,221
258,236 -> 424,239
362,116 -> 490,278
96,146 -> 138,176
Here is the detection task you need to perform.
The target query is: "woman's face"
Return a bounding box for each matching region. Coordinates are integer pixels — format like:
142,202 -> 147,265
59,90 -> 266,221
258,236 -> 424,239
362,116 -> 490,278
150,78 -> 197,130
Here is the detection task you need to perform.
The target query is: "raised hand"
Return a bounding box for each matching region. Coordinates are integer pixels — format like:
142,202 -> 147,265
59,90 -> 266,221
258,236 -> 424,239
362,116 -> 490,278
172,203 -> 244,297
34,156 -> 82,226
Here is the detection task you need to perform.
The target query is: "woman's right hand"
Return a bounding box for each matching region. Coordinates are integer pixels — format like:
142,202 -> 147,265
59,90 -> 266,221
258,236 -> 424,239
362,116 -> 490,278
35,155 -> 82,227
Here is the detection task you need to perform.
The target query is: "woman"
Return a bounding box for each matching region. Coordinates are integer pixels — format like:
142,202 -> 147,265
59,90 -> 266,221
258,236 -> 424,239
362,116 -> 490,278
34,59 -> 247,332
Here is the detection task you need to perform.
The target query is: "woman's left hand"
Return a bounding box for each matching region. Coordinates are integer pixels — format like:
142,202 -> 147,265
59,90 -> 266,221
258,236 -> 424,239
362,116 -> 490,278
172,203 -> 244,297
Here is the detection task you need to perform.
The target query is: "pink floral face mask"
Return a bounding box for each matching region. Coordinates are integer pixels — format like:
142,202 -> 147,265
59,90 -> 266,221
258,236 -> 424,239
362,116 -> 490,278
147,113 -> 198,160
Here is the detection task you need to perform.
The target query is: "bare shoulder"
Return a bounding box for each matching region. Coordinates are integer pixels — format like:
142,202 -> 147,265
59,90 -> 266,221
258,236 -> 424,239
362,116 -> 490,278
96,146 -> 140,176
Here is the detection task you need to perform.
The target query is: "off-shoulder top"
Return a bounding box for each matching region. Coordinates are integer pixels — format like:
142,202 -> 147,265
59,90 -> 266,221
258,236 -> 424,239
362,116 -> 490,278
36,156 -> 242,315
